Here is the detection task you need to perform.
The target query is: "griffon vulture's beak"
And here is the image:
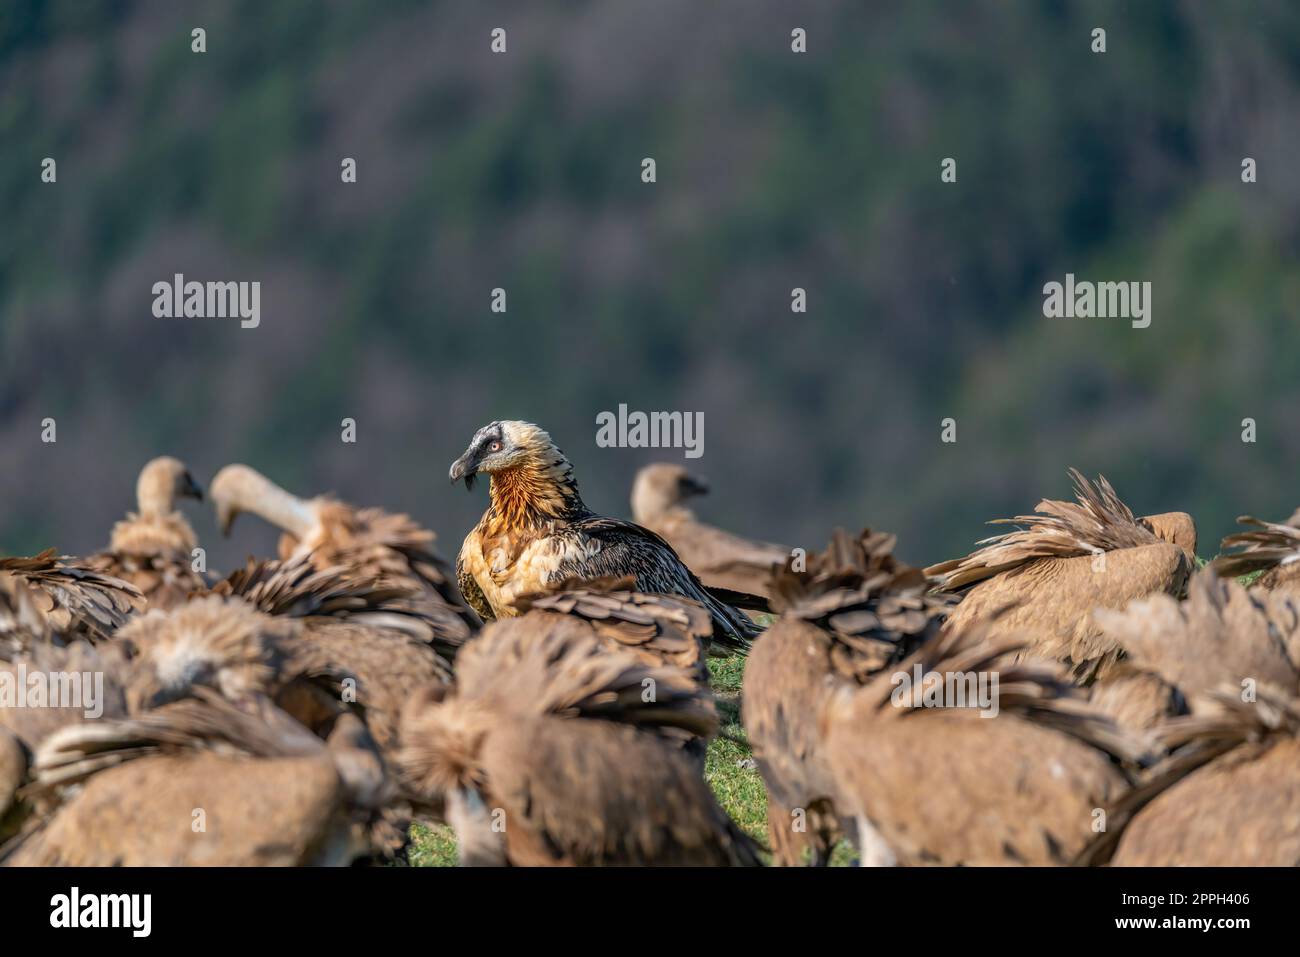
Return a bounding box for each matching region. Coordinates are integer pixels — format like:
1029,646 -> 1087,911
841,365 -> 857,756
182,471 -> 205,503
680,474 -> 709,497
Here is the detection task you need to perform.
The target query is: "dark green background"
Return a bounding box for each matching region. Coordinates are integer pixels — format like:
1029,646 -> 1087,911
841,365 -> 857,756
2,0 -> 1297,572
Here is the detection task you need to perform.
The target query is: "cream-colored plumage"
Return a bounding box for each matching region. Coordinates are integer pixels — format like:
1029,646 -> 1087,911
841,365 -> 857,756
117,593 -> 302,713
1141,511 -> 1198,563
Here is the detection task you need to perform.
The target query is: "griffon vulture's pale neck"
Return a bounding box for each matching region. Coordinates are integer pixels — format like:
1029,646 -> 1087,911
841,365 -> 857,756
223,466 -> 319,539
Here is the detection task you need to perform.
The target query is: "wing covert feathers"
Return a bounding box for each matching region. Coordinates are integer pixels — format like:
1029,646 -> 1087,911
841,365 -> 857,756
926,469 -> 1161,591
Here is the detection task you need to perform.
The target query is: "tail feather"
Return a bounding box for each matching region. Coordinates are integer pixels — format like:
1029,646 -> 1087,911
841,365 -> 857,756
704,585 -> 771,614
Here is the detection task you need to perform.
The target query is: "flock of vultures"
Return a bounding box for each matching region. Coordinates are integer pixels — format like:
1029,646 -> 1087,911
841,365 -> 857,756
2,418 -> 1299,866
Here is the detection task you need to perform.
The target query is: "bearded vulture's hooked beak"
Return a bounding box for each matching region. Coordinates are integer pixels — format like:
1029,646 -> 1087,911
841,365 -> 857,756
449,451 -> 479,490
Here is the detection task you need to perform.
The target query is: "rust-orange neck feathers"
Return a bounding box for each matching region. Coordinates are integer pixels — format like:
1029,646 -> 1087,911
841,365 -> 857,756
486,450 -> 584,531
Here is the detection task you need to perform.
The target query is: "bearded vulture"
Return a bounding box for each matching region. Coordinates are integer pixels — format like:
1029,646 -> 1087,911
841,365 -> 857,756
449,420 -> 763,653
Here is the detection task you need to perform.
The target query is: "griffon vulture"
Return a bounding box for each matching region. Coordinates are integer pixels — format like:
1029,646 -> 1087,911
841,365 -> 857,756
925,469 -> 1192,682
5,578 -> 429,863
0,631 -> 131,846
83,456 -> 207,609
631,463 -> 789,599
822,621 -> 1149,866
1085,662 -> 1184,732
126,566 -> 452,770
5,691 -> 393,866
210,464 -> 478,658
1085,571 -> 1300,865
449,421 -> 762,653
221,558 -> 454,766
400,621 -> 762,866
1212,508 -> 1300,596
743,528 -> 950,865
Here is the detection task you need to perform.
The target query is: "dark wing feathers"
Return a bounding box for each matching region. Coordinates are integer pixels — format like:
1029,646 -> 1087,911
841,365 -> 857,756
702,584 -> 771,613
550,517 -> 760,652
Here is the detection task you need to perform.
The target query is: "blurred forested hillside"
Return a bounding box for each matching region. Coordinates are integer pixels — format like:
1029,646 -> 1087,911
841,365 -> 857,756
2,0 -> 1298,571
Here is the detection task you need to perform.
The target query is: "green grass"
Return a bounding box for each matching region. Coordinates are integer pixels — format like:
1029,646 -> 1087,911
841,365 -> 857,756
405,821 -> 458,867
1198,552 -> 1264,588
704,656 -> 767,842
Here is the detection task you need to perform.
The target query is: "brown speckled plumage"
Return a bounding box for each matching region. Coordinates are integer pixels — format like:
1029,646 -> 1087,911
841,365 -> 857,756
743,529 -> 950,864
516,581 -> 714,684
1083,572 -> 1300,864
400,621 -> 760,866
823,622 -> 1146,866
0,551 -> 142,644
